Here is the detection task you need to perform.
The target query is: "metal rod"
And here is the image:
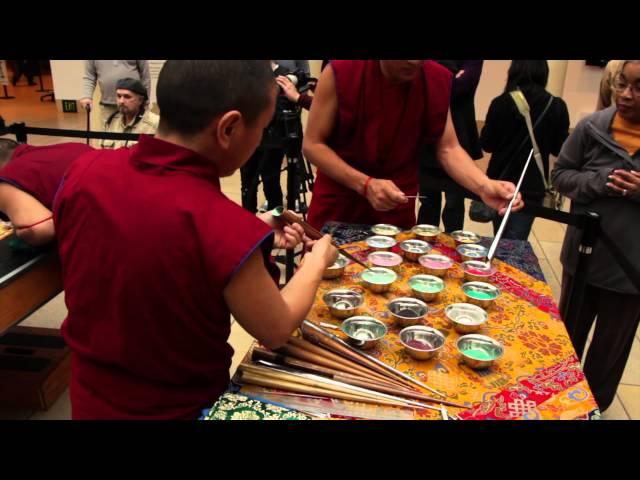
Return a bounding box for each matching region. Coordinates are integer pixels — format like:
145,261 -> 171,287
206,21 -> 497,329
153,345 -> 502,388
487,148 -> 534,263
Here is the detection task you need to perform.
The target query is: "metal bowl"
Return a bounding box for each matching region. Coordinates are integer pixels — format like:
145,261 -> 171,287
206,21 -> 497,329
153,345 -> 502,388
445,303 -> 488,333
399,239 -> 432,262
341,316 -> 387,350
412,224 -> 441,242
456,244 -> 488,263
462,281 -> 500,309
399,326 -> 445,360
462,260 -> 497,283
451,230 -> 481,246
408,274 -> 445,302
365,235 -> 397,252
387,297 -> 428,327
371,224 -> 401,238
322,254 -> 350,279
418,254 -> 453,278
367,251 -> 403,273
323,289 -> 365,319
456,334 -> 504,369
359,267 -> 398,293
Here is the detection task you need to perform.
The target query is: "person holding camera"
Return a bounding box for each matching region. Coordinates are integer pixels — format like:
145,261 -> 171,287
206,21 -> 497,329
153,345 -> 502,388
240,60 -> 313,213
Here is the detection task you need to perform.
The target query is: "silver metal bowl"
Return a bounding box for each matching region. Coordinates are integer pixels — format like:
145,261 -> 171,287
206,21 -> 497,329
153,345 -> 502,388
408,274 -> 445,302
451,230 -> 481,246
367,251 -> 403,273
387,297 -> 428,327
371,224 -> 401,238
456,244 -> 488,263
412,224 -> 441,242
399,239 -> 432,262
359,267 -> 398,293
462,260 -> 497,283
445,303 -> 488,333
461,281 -> 500,309
399,326 -> 445,360
365,235 -> 397,252
456,334 -> 504,369
341,316 -> 387,350
418,254 -> 453,278
323,289 -> 365,319
322,254 -> 350,280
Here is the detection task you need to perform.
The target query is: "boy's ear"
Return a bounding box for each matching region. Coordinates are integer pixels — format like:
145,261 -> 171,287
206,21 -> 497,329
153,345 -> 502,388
216,111 -> 243,149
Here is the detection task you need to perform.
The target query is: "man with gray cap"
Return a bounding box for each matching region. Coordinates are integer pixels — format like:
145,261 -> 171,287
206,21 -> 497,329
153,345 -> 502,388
80,60 -> 151,126
100,77 -> 159,149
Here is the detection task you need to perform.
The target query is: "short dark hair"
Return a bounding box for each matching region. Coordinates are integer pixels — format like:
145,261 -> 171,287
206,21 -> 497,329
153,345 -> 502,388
0,138 -> 18,168
157,60 -> 275,136
505,60 -> 549,93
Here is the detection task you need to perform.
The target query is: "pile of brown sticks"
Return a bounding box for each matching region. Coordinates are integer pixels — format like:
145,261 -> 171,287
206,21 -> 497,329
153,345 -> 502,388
236,321 -> 466,416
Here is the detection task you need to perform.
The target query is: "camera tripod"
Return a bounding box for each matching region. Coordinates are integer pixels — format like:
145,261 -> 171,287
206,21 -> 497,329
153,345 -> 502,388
240,108 -> 315,284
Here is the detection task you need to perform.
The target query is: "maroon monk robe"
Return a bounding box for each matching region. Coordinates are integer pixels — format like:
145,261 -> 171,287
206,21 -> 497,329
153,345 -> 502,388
307,60 -> 452,230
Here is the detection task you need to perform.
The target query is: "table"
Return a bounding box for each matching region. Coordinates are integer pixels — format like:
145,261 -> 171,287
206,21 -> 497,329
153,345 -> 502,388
0,234 -> 63,337
204,224 -> 600,420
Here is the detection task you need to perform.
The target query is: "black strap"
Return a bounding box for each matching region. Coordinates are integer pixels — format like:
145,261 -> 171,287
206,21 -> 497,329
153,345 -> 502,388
494,94 -> 555,181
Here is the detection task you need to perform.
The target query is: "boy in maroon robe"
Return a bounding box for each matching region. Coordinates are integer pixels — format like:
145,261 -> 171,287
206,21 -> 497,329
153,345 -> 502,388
53,61 -> 338,419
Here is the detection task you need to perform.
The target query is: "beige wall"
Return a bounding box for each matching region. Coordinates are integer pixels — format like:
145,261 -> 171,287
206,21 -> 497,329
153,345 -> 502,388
50,60 -> 84,99
474,60 -> 510,122
561,61 -> 603,127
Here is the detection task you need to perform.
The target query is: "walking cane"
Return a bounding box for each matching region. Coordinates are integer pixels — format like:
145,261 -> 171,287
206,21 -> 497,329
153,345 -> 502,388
85,105 -> 91,145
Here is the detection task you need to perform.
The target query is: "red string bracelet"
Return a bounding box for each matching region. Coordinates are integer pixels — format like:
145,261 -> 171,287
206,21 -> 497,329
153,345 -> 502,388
14,215 -> 54,231
363,176 -> 373,197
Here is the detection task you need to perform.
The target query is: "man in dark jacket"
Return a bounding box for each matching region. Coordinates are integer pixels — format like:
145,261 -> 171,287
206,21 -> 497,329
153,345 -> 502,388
417,60 -> 484,232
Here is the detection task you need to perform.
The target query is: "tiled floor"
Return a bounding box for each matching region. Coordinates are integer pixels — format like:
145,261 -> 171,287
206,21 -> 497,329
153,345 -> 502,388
0,74 -> 637,420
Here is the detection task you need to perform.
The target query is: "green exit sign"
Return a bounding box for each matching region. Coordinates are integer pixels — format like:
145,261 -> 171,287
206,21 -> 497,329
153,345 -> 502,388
62,100 -> 77,113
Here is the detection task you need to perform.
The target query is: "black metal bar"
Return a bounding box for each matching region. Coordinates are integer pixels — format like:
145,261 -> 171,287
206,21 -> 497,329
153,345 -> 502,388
561,212 -> 600,333
6,124 -> 138,141
35,65 -> 51,93
0,85 -> 15,100
86,108 -> 91,145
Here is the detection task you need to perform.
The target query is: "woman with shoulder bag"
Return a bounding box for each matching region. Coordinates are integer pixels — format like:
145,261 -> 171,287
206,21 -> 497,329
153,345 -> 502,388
479,60 -> 570,240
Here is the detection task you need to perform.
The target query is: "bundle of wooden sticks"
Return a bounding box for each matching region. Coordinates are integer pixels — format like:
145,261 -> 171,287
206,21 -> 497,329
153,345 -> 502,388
235,320 -> 467,417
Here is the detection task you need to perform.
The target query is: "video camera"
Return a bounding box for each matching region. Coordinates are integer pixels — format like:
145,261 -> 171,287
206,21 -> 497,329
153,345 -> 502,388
280,69 -> 317,95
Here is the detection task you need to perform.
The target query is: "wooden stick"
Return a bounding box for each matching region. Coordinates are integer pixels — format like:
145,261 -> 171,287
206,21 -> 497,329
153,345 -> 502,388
302,321 -> 448,398
240,363 -> 443,412
281,341 -> 409,391
252,348 -> 408,392
240,366 -> 407,407
277,209 -> 370,270
287,337 -> 411,390
299,323 -> 421,391
255,357 -> 466,409
240,371 -> 415,409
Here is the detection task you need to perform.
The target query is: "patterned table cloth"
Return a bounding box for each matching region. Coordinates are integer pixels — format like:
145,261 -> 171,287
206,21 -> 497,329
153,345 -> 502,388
204,226 -> 599,421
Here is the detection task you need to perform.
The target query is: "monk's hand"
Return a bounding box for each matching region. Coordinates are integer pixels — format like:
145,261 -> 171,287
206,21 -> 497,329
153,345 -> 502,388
258,211 -> 305,249
365,178 -> 409,211
479,180 -> 524,216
